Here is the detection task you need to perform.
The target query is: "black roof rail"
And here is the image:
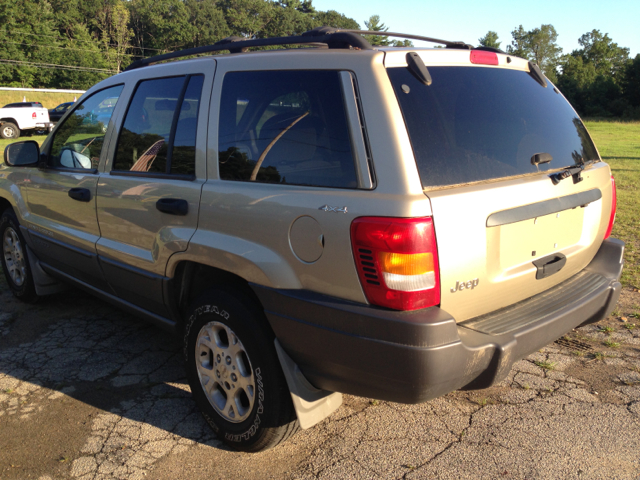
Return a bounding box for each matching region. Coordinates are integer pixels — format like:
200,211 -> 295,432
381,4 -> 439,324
124,30 -> 372,71
473,46 -> 506,54
124,26 -> 472,72
311,27 -> 473,50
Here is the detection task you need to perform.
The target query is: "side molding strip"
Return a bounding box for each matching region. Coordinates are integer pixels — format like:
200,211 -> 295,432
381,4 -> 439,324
39,262 -> 177,332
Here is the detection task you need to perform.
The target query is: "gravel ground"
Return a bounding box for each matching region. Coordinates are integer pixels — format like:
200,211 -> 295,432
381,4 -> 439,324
0,284 -> 639,480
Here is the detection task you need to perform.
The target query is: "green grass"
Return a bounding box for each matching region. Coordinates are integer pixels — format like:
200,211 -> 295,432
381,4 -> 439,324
0,135 -> 48,153
585,121 -> 640,289
534,360 -> 557,370
0,91 -> 78,110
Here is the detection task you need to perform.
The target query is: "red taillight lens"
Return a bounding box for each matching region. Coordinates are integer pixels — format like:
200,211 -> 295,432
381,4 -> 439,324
604,175 -> 617,239
351,217 -> 440,311
470,50 -> 499,65
32,111 -> 37,119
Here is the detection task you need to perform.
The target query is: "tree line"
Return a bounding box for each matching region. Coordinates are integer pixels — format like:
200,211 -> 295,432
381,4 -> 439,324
1,0 -> 638,119
479,26 -> 640,119
0,0 -> 362,89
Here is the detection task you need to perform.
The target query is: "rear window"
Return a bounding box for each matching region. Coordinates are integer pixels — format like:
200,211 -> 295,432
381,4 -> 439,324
3,103 -> 41,108
387,66 -> 599,189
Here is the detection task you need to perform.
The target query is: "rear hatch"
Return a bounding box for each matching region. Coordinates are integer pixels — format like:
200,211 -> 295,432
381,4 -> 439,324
35,107 -> 50,124
384,50 -> 614,322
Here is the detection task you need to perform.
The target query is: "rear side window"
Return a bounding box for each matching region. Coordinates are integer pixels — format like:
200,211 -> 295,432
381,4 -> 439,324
218,70 -> 357,188
388,66 -> 599,189
114,75 -> 204,176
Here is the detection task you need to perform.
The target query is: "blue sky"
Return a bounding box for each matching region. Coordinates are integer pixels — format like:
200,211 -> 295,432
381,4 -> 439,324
314,0 -> 639,57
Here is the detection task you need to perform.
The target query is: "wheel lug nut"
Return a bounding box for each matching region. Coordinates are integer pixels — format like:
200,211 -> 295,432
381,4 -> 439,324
231,373 -> 237,382
226,357 -> 231,365
216,354 -> 221,363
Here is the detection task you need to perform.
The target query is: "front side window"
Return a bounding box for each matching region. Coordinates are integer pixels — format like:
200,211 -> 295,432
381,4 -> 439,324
49,85 -> 124,170
218,70 -> 357,188
113,75 -> 204,176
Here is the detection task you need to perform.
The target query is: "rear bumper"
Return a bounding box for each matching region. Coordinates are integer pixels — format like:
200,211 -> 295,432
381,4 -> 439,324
34,122 -> 54,131
252,238 -> 624,403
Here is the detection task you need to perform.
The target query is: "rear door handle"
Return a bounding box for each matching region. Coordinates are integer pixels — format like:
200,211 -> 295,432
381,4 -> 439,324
156,198 -> 188,216
68,187 -> 91,202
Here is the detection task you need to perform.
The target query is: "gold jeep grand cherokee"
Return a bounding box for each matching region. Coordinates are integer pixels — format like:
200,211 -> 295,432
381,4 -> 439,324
0,27 -> 623,452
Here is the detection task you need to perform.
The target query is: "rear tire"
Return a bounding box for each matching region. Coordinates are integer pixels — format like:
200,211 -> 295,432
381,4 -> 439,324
0,122 -> 20,139
184,288 -> 299,452
1,209 -> 38,303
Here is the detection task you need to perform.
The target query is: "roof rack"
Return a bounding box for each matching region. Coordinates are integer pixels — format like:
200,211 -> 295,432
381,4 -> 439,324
328,28 -> 473,50
124,27 -> 472,72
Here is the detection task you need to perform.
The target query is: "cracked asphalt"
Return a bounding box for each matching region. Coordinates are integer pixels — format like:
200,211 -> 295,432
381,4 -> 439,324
1,280 -> 639,480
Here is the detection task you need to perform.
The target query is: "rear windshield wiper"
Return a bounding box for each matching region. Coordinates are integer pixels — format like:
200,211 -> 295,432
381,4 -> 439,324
550,159 -> 598,185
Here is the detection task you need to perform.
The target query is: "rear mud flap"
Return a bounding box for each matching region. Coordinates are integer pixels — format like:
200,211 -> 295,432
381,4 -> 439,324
275,339 -> 342,429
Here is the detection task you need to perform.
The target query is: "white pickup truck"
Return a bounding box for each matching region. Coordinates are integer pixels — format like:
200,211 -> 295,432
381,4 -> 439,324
0,102 -> 53,139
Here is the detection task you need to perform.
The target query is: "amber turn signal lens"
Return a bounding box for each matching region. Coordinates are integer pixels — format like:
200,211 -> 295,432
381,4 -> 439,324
379,252 -> 434,276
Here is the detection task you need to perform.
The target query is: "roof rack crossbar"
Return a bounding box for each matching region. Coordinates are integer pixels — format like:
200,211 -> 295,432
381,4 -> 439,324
124,31 -> 372,71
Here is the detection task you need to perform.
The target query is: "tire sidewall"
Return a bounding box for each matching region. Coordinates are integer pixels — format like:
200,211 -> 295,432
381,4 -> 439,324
184,290 -> 289,450
1,123 -> 19,139
0,210 -> 35,299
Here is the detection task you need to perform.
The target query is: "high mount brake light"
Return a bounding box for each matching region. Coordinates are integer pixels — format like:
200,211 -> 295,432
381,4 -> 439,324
604,175 -> 617,239
351,217 -> 440,311
470,50 -> 499,66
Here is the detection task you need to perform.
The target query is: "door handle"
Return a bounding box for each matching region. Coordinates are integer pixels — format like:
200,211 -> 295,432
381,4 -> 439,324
156,198 -> 188,216
68,187 -> 91,202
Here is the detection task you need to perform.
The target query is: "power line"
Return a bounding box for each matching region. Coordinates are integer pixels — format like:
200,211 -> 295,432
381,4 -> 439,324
0,59 -> 116,74
4,40 -> 142,57
9,31 -> 168,53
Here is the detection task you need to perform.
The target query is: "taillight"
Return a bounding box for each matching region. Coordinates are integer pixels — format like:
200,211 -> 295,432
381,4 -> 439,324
470,50 -> 499,65
604,175 -> 617,239
351,217 -> 440,311
32,111 -> 37,119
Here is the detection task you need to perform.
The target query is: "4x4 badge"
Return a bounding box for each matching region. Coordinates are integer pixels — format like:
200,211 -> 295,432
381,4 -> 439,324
319,205 -> 348,214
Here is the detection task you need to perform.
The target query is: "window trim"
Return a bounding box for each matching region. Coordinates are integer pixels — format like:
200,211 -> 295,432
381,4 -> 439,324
217,69 -> 363,190
109,170 -> 195,182
45,83 -> 125,171
111,74 -> 203,179
46,167 -> 99,175
339,71 -> 374,189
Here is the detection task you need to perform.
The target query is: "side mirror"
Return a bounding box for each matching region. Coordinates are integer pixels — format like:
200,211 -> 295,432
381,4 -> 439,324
3,141 -> 40,167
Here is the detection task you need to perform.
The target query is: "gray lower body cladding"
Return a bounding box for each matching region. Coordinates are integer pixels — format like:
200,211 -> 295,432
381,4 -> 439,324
252,238 -> 624,404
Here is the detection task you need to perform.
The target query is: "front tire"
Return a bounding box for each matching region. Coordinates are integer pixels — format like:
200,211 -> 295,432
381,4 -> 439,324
1,209 -> 38,302
0,122 -> 20,139
184,288 -> 299,452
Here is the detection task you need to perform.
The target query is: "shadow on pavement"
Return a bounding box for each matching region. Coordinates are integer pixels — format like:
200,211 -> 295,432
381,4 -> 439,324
0,284 -> 224,452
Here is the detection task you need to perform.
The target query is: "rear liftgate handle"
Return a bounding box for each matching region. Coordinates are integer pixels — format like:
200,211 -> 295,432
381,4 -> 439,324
156,198 -> 188,216
532,253 -> 567,280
